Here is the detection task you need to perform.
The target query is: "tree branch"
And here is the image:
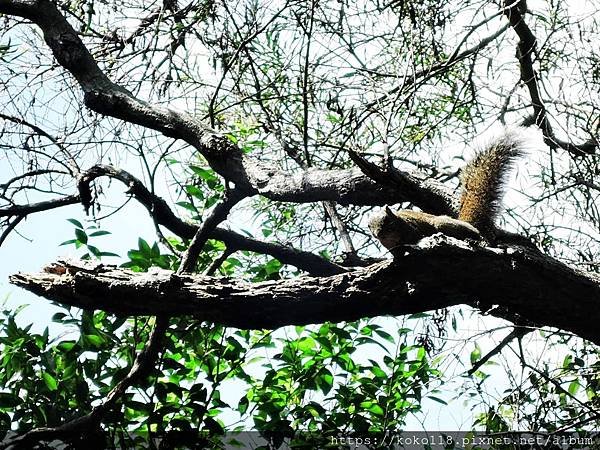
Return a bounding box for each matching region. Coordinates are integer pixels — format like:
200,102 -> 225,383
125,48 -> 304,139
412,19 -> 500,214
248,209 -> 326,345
10,236 -> 600,345
0,215 -> 24,247
0,112 -> 80,175
467,326 -> 532,376
178,190 -> 245,273
347,147 -> 457,216
0,163 -> 345,275
0,195 -> 80,217
76,165 -> 346,276
502,1 -> 597,156
0,0 -> 435,208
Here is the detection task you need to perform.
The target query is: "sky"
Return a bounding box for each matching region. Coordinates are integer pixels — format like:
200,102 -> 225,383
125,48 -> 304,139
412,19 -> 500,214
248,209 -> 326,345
0,184 -> 157,333
0,183 -> 549,431
0,0 -> 593,433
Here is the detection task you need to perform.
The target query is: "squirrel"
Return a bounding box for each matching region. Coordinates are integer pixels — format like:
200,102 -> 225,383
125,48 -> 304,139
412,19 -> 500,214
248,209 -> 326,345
369,131 -> 524,251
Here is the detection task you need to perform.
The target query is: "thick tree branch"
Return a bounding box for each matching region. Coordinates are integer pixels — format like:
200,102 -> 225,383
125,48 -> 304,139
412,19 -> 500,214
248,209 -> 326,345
10,236 -> 600,345
76,165 -> 346,276
0,195 -> 80,217
0,0 -> 437,208
0,164 -> 345,275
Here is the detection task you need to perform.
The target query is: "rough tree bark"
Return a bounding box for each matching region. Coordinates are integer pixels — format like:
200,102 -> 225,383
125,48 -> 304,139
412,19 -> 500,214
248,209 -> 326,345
10,235 -> 600,346
2,1 -> 599,447
2,0 -> 599,346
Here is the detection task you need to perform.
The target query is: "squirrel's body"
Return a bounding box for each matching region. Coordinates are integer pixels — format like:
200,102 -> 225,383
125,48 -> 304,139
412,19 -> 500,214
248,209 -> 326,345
369,209 -> 481,248
369,131 -> 524,250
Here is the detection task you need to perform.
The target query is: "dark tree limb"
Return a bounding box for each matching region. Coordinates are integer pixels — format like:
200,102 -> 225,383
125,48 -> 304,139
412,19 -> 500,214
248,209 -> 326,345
1,164 -> 346,275
0,195 -> 80,217
0,0 -> 441,209
10,235 -> 600,345
0,180 -> 346,276
0,163 -> 343,275
75,165 -> 346,276
502,1 -> 597,156
211,228 -> 346,276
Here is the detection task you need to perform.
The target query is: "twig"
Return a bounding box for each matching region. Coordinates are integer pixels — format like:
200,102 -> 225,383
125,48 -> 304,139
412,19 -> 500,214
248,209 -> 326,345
467,326 -> 532,376
205,247 -> 234,276
323,201 -> 355,254
0,215 -> 24,248
178,189 -> 245,274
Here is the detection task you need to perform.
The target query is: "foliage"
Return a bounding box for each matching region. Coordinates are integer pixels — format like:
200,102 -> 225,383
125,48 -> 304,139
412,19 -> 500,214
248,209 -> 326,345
0,301 -> 445,447
1,0 -> 599,446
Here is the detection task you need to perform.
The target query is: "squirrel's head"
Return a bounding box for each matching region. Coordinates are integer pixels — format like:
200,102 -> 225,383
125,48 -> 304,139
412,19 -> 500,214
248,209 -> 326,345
368,205 -> 415,250
369,206 -> 431,250
368,205 -> 396,234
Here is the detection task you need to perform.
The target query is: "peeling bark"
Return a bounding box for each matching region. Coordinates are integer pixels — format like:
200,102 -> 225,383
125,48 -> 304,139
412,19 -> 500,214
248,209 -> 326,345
10,236 -> 600,345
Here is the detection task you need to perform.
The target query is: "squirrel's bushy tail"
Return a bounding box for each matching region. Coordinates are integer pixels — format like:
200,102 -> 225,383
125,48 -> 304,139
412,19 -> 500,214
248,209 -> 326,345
458,130 -> 525,235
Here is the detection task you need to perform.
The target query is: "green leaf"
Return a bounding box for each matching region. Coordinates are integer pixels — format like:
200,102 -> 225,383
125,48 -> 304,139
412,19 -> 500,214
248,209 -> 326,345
373,329 -> 395,343
189,165 -> 217,182
370,365 -> 387,379
238,396 -> 249,414
407,312 -> 431,319
138,238 -> 151,256
75,228 -> 88,244
87,244 -> 101,258
185,185 -> 204,199
359,401 -> 384,416
316,371 -> 334,394
57,341 -> 76,352
42,372 -> 58,391
470,344 -> 482,365
67,218 -> 84,229
52,312 -> 67,322
568,380 -> 580,395
88,230 -> 111,237
225,133 -> 238,144
427,395 -> 448,405
297,337 -> 315,353
84,334 -> 105,348
176,201 -> 198,212
326,113 -> 340,123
